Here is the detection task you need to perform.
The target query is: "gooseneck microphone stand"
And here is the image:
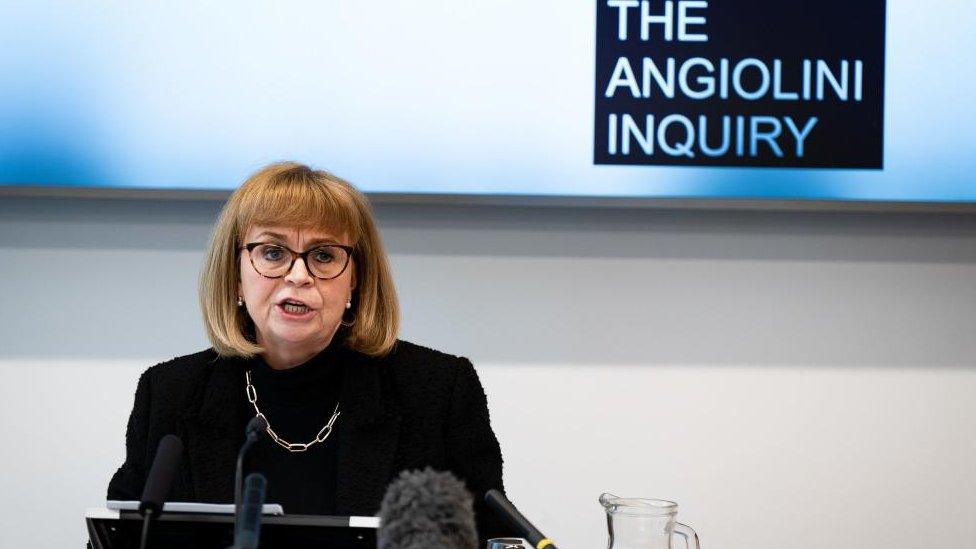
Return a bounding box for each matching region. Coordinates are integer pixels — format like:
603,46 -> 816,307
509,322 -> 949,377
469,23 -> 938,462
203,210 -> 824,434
235,416 -> 268,530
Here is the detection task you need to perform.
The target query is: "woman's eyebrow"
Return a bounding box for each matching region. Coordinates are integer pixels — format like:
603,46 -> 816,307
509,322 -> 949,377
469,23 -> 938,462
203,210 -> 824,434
306,238 -> 341,246
255,231 -> 287,241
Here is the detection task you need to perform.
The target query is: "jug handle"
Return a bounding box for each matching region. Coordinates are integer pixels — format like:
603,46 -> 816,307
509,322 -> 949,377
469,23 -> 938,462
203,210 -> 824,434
672,522 -> 700,549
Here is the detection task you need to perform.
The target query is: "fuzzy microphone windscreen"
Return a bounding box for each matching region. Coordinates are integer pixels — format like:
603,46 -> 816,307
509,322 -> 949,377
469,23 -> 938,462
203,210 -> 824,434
376,467 -> 478,549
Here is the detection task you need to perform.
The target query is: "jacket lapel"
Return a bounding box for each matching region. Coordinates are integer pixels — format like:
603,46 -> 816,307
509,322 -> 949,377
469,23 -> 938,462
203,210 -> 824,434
182,356 -> 249,503
334,350 -> 402,515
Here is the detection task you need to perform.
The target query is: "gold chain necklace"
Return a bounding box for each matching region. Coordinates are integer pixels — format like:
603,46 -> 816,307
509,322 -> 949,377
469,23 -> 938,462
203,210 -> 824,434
245,370 -> 341,453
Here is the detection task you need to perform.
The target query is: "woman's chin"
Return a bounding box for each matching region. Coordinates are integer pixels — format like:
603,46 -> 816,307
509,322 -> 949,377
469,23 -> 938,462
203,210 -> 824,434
263,325 -> 326,346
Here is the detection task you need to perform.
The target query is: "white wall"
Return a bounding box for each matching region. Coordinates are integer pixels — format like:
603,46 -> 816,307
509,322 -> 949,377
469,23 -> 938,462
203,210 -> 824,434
1,196 -> 975,548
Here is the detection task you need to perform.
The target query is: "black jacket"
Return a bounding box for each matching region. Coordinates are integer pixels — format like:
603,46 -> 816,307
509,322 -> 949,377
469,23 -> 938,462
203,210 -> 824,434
107,340 -> 506,540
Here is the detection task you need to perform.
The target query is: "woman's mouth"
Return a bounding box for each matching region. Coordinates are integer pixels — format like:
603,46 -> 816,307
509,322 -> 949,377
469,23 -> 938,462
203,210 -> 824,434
278,299 -> 314,318
282,302 -> 309,314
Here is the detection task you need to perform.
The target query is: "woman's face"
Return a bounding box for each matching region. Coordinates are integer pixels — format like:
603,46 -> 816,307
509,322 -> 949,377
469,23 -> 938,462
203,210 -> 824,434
238,224 -> 355,362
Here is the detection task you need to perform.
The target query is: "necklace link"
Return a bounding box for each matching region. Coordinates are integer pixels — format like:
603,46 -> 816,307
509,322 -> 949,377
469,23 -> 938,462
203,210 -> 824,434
245,370 -> 341,453
314,424 -> 334,443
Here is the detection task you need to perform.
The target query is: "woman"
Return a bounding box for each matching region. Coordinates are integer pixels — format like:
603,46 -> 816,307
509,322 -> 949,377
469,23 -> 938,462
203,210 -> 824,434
107,162 -> 505,540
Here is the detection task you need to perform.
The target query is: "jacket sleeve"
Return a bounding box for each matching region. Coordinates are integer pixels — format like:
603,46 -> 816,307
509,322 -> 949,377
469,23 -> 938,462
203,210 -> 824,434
445,358 -> 510,542
106,369 -> 152,501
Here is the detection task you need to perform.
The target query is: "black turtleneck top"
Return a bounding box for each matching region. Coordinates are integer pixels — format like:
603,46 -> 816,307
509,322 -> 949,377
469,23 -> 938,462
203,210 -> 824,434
242,343 -> 345,515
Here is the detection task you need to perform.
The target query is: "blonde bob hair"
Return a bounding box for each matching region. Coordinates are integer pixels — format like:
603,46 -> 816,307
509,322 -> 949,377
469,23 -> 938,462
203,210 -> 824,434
200,162 -> 399,357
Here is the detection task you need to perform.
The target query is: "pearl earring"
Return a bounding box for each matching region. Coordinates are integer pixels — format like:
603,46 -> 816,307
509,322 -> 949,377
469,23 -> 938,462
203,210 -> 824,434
237,296 -> 244,307
345,299 -> 352,309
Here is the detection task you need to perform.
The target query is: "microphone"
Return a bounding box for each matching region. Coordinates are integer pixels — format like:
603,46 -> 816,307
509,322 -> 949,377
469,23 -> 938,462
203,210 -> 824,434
138,434 -> 184,516
484,490 -> 558,549
235,415 -> 268,520
232,473 -> 267,549
137,434 -> 184,549
377,468 -> 478,549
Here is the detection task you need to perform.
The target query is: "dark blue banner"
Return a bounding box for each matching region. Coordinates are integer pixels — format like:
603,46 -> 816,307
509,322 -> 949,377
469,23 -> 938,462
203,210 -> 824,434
594,0 -> 886,168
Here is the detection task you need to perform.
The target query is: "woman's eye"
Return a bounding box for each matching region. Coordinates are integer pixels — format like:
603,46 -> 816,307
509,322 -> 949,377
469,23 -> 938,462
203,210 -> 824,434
262,246 -> 285,261
312,249 -> 335,263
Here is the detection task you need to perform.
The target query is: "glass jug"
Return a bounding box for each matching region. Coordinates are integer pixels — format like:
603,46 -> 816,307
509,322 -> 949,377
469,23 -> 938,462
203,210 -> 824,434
599,493 -> 700,549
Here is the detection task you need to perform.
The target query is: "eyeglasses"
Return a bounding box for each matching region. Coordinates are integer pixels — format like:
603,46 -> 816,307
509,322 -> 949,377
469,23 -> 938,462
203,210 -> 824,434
241,242 -> 354,280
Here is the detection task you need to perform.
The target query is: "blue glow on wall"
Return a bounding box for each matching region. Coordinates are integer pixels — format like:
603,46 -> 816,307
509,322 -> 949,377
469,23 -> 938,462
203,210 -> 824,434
1,2 -> 974,203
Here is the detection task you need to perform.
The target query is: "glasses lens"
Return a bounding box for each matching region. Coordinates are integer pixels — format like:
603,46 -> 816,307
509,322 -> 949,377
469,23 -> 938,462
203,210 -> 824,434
251,244 -> 291,277
306,246 -> 350,279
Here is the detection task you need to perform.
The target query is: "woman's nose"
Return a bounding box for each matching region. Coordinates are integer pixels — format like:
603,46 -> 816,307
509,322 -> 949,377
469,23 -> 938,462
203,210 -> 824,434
284,257 -> 314,285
